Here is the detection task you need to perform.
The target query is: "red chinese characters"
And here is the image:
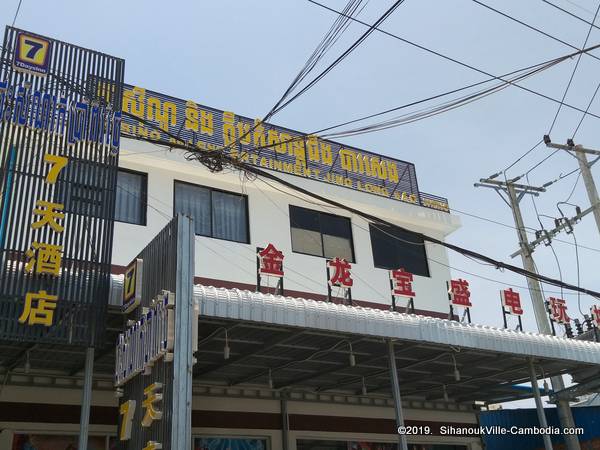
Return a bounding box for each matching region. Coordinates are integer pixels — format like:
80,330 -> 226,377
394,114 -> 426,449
501,288 -> 523,316
390,269 -> 415,298
591,305 -> 600,327
448,279 -> 472,308
258,243 -> 284,277
328,258 -> 353,288
549,297 -> 570,324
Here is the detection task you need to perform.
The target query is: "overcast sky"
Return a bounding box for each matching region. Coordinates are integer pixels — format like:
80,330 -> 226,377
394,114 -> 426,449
3,0 -> 600,391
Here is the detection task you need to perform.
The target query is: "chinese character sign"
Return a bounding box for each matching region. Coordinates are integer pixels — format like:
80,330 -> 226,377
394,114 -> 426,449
0,27 -> 125,346
501,288 -> 523,316
448,279 -> 472,308
549,297 -> 570,324
19,154 -> 69,328
258,243 -> 284,277
591,305 -> 600,328
390,269 -> 415,298
328,258 -> 353,288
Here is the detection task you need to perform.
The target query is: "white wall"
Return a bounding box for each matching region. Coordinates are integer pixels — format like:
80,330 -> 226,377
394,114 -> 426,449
113,138 -> 461,314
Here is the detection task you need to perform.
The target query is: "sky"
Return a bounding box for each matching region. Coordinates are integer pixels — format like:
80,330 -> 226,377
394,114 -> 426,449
3,0 -> 600,405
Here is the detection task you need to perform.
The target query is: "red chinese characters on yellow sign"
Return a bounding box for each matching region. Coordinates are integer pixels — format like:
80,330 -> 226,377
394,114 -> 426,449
20,153 -> 68,328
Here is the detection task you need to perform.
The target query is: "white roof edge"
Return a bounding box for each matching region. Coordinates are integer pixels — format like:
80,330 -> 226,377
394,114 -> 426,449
194,285 -> 600,366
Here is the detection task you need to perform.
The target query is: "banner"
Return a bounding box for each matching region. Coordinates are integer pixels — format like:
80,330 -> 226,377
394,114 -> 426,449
120,85 -> 449,212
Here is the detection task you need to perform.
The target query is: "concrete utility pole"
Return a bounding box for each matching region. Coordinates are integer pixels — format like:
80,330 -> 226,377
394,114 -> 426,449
475,177 -> 581,450
543,136 -> 600,237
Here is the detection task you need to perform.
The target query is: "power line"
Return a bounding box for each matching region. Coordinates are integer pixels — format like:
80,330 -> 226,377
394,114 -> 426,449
542,0 -> 600,26
572,230 -> 584,315
502,140 -> 543,174
205,0 -> 370,158
37,50 -> 600,298
270,0 -> 407,117
563,0 -> 596,15
11,0 -> 23,27
520,0 -> 600,298
548,0 -> 600,134
118,151 -> 594,298
309,0 -> 600,129
120,97 -> 600,298
572,78 -> 600,137
471,0 -> 600,65
490,0 -> 600,176
253,176 -> 591,296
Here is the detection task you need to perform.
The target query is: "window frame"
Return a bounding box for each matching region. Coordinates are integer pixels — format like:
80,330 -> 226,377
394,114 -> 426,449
56,158 -> 108,219
115,167 -> 148,226
173,179 -> 250,244
369,222 -> 430,277
288,204 -> 356,263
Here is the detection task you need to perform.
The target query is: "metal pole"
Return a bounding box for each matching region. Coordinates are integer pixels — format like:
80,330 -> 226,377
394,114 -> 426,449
77,347 -> 94,450
171,214 -> 195,450
505,184 -> 580,450
387,339 -> 409,450
281,392 -> 290,450
529,359 -> 553,450
574,150 -> 600,236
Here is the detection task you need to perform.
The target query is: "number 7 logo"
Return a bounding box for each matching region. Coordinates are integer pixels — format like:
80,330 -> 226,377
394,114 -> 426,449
13,32 -> 51,76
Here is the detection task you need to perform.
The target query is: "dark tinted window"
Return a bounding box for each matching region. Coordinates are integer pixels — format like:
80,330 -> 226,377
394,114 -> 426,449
369,223 -> 429,276
56,159 -> 108,218
289,205 -> 354,262
174,181 -> 249,243
115,169 -> 147,225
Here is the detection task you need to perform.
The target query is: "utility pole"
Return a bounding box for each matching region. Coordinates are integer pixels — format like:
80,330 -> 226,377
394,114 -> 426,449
475,177 -> 581,450
543,135 -> 600,237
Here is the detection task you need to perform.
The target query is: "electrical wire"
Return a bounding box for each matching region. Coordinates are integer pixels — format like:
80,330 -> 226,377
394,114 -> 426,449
118,163 -> 591,299
526,172 -> 566,300
225,0 -> 391,158
572,230 -> 584,315
31,48 -> 600,298
503,140 -> 544,174
11,0 -> 23,27
253,179 -> 393,301
564,171 -> 583,205
542,0 -> 599,24
252,176 -> 590,296
548,0 -> 600,134
572,79 -> 600,138
118,181 -> 326,294
270,0 -> 407,117
155,2 -> 600,167
564,0 -> 596,15
317,62 -> 557,139
506,0 -> 600,178
471,0 -> 600,65
307,0 -> 600,138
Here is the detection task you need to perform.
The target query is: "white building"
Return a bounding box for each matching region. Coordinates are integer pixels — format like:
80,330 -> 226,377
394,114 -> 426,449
2,84 -> 599,450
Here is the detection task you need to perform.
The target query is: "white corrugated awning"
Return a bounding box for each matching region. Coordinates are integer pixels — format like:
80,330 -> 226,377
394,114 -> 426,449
106,276 -> 600,403
194,285 -> 600,366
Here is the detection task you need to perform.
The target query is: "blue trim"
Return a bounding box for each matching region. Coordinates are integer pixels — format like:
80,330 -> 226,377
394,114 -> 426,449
0,146 -> 16,248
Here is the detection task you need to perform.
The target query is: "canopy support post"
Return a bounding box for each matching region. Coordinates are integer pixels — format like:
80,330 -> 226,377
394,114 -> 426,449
388,339 -> 408,450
